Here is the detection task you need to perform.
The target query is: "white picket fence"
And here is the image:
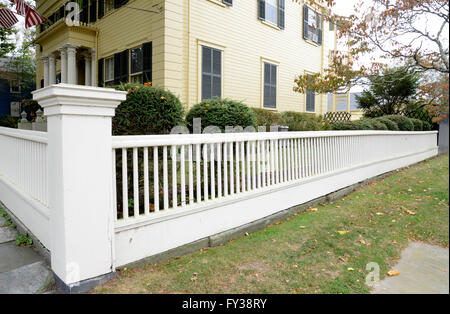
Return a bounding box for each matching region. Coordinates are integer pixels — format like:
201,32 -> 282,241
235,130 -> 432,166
112,131 -> 434,225
0,127 -> 50,248
0,84 -> 439,292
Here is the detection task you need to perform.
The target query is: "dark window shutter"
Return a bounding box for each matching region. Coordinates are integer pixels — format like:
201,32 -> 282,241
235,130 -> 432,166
114,52 -> 121,84
318,14 -> 323,45
98,0 -> 104,18
264,63 -> 277,109
222,0 -> 232,5
115,0 -> 129,9
120,49 -> 129,83
306,75 -> 315,112
258,0 -> 265,20
98,58 -> 104,87
80,0 -> 88,23
202,47 -> 212,100
59,6 -> 65,20
142,42 -> 152,83
48,13 -> 55,24
89,0 -> 97,23
40,79 -> 44,89
329,20 -> 334,31
278,0 -> 285,29
303,5 -> 309,40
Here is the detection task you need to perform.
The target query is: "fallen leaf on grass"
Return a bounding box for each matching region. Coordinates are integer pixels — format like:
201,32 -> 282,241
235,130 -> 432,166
309,208 -> 318,212
387,270 -> 400,277
337,230 -> 348,235
376,212 -> 384,216
404,210 -> 416,215
347,268 -> 355,271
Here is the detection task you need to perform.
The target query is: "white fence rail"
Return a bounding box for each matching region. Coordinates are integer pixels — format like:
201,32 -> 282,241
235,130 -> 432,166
0,127 -> 48,207
0,126 -> 50,248
112,131 -> 437,229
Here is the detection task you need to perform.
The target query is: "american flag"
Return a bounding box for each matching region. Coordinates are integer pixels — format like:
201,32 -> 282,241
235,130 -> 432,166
11,0 -> 26,16
0,7 -> 18,30
24,4 -> 46,29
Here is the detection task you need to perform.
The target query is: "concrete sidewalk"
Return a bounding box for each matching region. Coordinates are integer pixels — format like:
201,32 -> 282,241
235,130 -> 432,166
372,242 -> 449,294
0,214 -> 53,294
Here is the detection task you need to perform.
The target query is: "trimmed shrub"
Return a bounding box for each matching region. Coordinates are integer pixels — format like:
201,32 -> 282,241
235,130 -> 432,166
281,111 -> 332,131
365,118 -> 388,130
332,121 -> 355,130
410,118 -> 424,131
384,115 -> 414,131
0,115 -> 19,128
374,117 -> 399,131
422,121 -> 432,131
332,119 -> 376,130
251,108 -> 286,130
186,98 -> 257,132
353,119 -> 375,130
113,84 -> 185,135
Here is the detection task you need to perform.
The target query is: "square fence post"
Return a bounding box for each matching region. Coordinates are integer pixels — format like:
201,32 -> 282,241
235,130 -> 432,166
33,84 -> 126,293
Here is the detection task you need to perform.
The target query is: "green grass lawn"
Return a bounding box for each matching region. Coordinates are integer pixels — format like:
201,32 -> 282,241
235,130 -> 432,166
94,154 -> 449,294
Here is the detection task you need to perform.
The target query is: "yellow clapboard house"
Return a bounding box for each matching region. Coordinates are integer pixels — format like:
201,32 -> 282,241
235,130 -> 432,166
35,0 -> 345,114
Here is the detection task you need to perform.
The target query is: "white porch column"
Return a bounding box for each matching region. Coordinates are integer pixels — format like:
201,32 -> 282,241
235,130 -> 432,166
84,55 -> 92,86
48,54 -> 56,85
58,47 -> 68,84
42,57 -> 49,87
66,45 -> 78,85
90,48 -> 97,87
32,84 -> 127,293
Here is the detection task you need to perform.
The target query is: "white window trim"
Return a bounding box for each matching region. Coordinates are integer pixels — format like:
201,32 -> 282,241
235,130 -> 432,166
260,57 -> 279,110
197,39 -> 225,103
104,56 -> 114,85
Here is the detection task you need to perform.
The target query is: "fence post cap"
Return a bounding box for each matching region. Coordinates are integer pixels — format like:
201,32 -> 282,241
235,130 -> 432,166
32,84 -> 127,117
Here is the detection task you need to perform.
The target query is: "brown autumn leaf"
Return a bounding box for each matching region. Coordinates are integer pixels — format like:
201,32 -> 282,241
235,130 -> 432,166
387,270 -> 400,277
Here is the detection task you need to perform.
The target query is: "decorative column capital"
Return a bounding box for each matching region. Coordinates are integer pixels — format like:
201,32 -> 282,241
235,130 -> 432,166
32,84 -> 127,117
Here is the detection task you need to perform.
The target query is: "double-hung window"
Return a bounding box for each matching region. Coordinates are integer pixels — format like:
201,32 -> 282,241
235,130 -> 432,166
258,0 -> 285,29
265,0 -> 278,24
130,46 -> 143,84
303,5 -> 323,45
306,74 -> 316,112
104,57 -> 114,86
263,62 -> 277,109
105,0 -> 115,14
202,46 -> 222,101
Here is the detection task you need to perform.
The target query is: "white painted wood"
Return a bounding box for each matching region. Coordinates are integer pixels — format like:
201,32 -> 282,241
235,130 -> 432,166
154,147 -> 159,212
181,145 -> 186,207
133,147 -> 139,217
172,145 -> 177,209
143,148 -> 149,215
188,145 -> 194,204
122,148 -> 128,220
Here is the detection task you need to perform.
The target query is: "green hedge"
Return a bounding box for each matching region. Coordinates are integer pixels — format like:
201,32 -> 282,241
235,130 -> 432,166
331,115 -> 429,131
0,115 -> 19,129
281,112 -> 331,131
373,117 -> 400,131
384,115 -> 414,131
113,84 -> 185,135
410,118 -> 424,131
422,121 -> 432,131
332,120 -> 374,130
251,108 -> 286,130
365,118 -> 388,130
186,98 -> 257,132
